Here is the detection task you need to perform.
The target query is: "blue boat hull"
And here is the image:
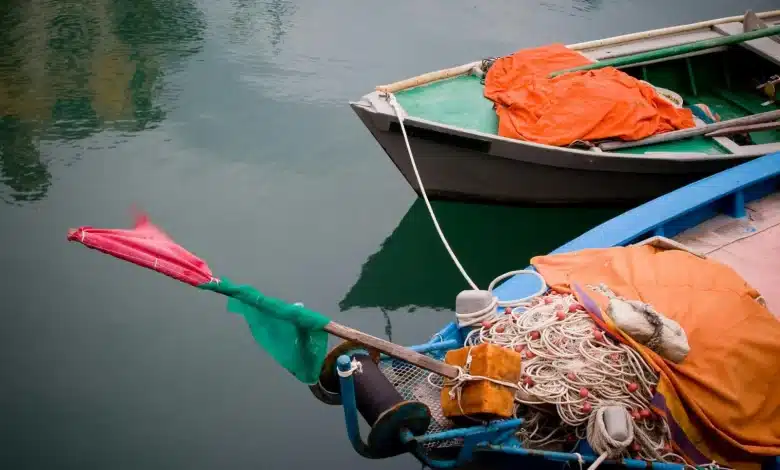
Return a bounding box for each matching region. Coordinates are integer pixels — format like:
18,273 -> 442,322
322,152 -> 780,470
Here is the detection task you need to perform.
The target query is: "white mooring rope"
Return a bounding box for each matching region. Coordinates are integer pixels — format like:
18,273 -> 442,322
384,92 -> 546,327
383,92 -> 734,470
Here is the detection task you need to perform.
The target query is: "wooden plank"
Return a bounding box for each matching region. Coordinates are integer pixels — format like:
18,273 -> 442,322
551,25 -> 780,77
690,116 -> 740,154
713,136 -> 741,153
599,110 -> 780,151
745,9 -> 780,44
569,10 -> 780,51
616,47 -> 727,69
373,11 -> 780,94
633,235 -> 706,258
713,22 -> 780,65
375,62 -> 481,94
324,322 -> 461,379
585,30 -> 721,60
732,142 -> 780,156
707,121 -> 780,136
542,153 -> 780,256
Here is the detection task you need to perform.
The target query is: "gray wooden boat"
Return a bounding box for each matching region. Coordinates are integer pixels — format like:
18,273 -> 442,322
350,10 -> 780,205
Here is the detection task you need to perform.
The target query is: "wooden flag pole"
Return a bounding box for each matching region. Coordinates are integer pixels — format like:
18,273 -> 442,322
324,322 -> 460,379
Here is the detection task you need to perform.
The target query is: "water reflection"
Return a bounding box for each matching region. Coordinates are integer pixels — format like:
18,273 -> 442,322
0,0 -> 205,204
339,199 -> 621,313
230,0 -> 296,55
540,0 -> 604,16
574,0 -> 603,13
381,307 -> 393,342
0,118 -> 50,205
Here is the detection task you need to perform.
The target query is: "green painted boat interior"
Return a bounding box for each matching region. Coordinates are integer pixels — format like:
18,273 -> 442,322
394,47 -> 780,154
395,74 -> 499,135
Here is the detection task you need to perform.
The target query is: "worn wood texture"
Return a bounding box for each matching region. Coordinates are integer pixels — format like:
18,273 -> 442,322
551,24 -> 780,77
375,62 -> 480,94
599,110 -> 780,151
706,121 -> 780,137
569,9 -> 780,51
324,322 -> 460,379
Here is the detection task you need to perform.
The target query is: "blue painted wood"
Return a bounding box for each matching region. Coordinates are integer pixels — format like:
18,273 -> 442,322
494,152 -> 780,302
548,152 -> 780,255
731,190 -> 746,218
337,153 -> 780,470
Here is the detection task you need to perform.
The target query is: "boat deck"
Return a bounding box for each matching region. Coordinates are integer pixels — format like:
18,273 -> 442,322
674,191 -> 780,315
393,44 -> 780,156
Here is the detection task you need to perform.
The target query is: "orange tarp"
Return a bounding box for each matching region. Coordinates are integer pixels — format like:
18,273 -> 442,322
531,245 -> 780,469
483,43 -> 696,146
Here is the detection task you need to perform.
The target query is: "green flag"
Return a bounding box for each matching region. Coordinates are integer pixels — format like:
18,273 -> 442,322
199,278 -> 331,384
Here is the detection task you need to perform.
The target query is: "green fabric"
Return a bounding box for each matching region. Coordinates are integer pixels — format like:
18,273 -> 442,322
199,278 -> 331,384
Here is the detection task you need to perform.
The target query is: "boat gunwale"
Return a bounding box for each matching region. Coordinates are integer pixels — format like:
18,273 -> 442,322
489,151 -> 780,303
403,114 -> 757,163
372,10 -> 780,95
344,153 -> 780,470
350,97 -> 764,172
546,152 -> 780,254
354,29 -> 780,166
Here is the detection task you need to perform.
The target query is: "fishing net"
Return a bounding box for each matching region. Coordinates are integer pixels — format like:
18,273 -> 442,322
200,278 -> 331,384
389,290 -> 702,468
378,355 -> 462,451
459,291 -> 682,461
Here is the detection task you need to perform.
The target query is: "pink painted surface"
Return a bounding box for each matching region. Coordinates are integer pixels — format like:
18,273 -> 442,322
708,224 -> 780,317
673,192 -> 780,317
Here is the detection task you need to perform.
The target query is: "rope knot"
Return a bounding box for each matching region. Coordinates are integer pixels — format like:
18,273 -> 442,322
336,359 -> 363,378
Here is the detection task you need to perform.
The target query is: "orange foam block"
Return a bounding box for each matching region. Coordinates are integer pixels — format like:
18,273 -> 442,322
441,343 -> 523,420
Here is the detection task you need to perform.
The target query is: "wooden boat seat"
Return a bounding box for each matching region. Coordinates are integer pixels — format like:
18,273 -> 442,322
583,30 -> 722,61
713,21 -> 780,66
690,117 -> 780,156
632,235 -> 705,258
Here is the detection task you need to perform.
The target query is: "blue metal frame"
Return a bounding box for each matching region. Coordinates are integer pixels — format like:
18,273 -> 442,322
335,345 -> 692,469
330,152 -> 780,469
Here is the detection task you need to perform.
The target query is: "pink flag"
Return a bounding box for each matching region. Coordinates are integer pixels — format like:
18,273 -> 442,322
67,213 -> 215,286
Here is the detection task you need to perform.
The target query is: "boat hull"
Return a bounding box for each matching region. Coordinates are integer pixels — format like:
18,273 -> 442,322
327,152 -> 780,469
351,93 -> 758,206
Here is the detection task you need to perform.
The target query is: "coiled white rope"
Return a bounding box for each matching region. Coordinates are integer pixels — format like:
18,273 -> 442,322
384,92 -> 733,470
384,92 -> 546,327
461,291 -> 716,468
586,406 -> 634,470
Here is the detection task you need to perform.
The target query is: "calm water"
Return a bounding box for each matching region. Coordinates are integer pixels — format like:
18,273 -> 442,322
1,1 -> 776,468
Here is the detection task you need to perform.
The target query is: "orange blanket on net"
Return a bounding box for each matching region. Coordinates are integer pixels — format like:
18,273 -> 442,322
531,245 -> 780,469
483,43 -> 695,146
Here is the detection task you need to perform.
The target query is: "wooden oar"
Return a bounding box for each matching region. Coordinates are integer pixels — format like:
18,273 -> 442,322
599,110 -> 780,151
374,10 -> 780,94
375,10 -> 780,93
324,322 -> 459,379
550,24 -> 780,77
66,217 -> 464,383
568,9 -> 780,51
376,62 -> 481,94
706,121 -> 780,137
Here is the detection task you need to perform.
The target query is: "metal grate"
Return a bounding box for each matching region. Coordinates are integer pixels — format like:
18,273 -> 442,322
378,356 -> 463,450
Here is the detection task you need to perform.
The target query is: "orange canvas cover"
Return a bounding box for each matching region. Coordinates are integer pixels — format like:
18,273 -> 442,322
483,43 -> 695,146
530,245 -> 780,469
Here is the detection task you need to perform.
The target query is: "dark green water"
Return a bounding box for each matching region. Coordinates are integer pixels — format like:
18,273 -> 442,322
0,1 -> 776,468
